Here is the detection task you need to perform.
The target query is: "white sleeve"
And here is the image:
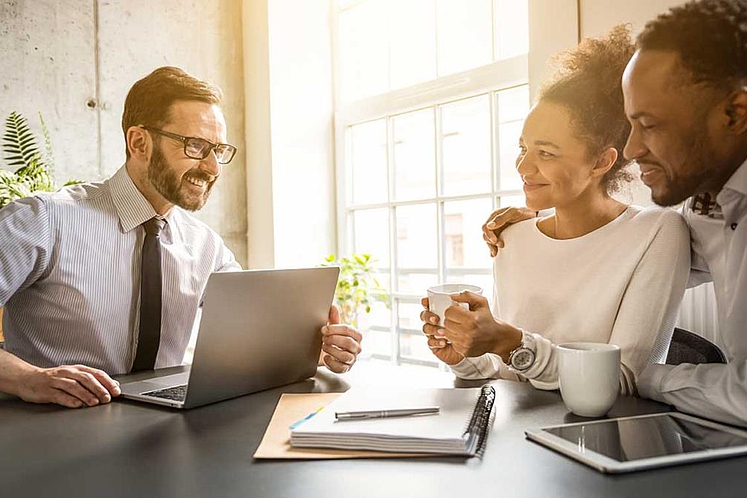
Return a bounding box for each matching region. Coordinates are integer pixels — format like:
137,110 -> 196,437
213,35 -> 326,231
449,354 -> 504,380
639,361 -> 747,427
0,196 -> 52,307
511,211 -> 691,395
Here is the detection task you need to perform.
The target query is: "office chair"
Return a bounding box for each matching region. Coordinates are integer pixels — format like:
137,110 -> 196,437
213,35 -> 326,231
666,327 -> 726,366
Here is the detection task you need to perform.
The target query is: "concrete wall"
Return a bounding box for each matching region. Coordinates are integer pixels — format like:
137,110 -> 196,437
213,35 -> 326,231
0,0 -> 248,266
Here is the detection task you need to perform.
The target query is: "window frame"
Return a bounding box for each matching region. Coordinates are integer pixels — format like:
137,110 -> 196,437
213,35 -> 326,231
332,2 -> 530,366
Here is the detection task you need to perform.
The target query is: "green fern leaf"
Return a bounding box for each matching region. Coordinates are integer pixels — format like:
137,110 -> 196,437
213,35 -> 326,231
3,112 -> 43,172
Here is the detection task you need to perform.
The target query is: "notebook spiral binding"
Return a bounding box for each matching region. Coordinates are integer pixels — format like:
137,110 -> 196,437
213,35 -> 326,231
462,384 -> 496,458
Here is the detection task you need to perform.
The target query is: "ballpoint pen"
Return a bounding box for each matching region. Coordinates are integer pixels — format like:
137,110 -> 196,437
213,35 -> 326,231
335,407 -> 440,421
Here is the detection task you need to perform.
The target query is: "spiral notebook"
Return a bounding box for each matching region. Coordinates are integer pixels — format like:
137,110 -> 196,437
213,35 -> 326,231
290,385 -> 495,456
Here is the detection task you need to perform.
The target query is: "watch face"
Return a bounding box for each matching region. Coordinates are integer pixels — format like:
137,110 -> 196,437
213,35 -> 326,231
511,348 -> 535,371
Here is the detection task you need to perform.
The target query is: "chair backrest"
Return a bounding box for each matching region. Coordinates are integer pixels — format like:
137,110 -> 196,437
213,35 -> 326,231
666,327 -> 726,366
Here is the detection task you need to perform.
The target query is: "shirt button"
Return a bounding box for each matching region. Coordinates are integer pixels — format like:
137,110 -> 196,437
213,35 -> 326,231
731,223 -> 738,230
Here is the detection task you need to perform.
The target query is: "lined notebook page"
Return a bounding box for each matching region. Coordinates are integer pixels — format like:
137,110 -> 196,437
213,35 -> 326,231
292,387 -> 483,442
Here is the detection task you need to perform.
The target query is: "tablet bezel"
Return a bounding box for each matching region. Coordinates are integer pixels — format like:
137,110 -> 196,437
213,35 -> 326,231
525,412 -> 747,473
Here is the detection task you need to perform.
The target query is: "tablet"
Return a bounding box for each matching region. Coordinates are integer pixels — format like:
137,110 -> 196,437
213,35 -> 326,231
525,412 -> 747,473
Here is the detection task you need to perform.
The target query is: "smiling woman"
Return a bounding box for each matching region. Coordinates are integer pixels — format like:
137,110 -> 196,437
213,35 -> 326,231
421,25 -> 691,397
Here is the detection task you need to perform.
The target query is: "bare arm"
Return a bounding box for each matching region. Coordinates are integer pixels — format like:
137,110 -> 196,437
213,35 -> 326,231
0,348 -> 120,408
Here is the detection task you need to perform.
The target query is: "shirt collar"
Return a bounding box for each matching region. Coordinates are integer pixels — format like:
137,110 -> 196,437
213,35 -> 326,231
719,156 -> 747,199
109,165 -> 171,232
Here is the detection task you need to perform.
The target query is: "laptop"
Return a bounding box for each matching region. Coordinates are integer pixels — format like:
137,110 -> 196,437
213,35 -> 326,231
116,266 -> 340,409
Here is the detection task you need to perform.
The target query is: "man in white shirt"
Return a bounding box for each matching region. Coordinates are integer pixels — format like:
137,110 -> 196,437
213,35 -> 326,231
484,0 -> 747,426
0,67 -> 362,409
620,0 -> 747,427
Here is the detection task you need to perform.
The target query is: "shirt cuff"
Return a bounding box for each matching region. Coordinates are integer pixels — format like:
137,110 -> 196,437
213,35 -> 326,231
637,363 -> 674,402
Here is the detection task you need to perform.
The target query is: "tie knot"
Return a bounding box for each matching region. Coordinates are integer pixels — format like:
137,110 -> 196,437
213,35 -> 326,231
143,217 -> 166,235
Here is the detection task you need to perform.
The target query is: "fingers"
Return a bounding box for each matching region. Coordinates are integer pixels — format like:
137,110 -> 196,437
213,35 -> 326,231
322,343 -> 356,364
427,336 -> 448,349
327,304 -> 341,324
322,324 -> 363,345
485,206 -> 532,232
76,365 -> 121,397
421,297 -> 429,309
449,291 -> 487,308
322,332 -> 362,355
419,309 -> 439,326
421,322 -> 445,337
51,376 -> 105,407
322,354 -> 352,374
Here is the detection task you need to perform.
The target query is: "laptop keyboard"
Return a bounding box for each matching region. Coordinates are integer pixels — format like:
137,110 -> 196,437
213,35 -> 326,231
141,384 -> 188,402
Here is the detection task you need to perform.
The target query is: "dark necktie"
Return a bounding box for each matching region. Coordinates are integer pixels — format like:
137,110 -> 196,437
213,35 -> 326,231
132,217 -> 166,372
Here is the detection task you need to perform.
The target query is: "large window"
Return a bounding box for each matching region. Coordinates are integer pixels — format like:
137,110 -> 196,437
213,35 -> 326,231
334,0 -> 530,366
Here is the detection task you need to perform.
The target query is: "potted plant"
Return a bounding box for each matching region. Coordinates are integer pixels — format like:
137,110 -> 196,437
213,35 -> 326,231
322,253 -> 389,328
0,111 -> 79,342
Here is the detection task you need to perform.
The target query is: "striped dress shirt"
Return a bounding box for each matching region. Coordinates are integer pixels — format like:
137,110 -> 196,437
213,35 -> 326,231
0,166 -> 240,375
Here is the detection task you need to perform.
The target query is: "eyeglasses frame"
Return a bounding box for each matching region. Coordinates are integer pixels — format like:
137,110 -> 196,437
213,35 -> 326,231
141,126 -> 237,164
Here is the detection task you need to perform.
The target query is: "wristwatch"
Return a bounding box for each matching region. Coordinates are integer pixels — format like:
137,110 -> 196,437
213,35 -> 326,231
507,333 -> 536,372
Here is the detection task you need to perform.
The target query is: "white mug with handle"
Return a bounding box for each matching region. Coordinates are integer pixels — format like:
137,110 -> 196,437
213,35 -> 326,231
426,284 -> 483,333
557,342 -> 621,417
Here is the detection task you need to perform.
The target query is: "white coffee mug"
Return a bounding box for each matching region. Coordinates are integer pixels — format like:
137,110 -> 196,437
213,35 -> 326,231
426,284 -> 483,328
556,342 -> 620,417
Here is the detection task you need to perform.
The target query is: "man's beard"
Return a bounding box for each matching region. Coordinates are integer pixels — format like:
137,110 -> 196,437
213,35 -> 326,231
147,144 -> 216,211
650,127 -> 716,207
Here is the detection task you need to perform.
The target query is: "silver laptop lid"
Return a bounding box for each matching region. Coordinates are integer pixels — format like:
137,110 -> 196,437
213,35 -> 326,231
181,266 -> 339,408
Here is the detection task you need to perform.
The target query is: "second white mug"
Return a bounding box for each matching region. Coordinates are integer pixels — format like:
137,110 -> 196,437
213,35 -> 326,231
557,342 -> 620,417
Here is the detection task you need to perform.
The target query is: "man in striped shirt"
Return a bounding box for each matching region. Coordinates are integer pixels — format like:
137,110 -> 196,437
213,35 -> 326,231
0,67 -> 362,409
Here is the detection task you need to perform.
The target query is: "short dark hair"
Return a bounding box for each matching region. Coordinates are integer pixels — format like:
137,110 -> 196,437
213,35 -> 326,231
539,25 -> 635,194
121,66 -> 223,159
637,0 -> 747,90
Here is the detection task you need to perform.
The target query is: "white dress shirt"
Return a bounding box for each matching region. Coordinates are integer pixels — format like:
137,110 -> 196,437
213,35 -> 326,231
639,158 -> 747,427
0,166 -> 240,375
450,206 -> 691,395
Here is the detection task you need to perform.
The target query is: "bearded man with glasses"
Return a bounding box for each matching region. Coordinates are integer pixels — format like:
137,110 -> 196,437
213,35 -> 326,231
0,66 -> 362,409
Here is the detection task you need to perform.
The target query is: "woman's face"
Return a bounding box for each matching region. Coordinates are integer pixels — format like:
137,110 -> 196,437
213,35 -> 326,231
516,101 -> 607,211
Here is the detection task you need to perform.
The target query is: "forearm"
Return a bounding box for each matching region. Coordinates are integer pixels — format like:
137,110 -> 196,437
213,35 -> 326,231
0,348 -> 37,396
639,361 -> 747,428
450,354 -> 503,380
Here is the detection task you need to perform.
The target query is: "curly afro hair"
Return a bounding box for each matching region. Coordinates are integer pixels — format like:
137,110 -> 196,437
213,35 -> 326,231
539,25 -> 635,195
638,0 -> 747,90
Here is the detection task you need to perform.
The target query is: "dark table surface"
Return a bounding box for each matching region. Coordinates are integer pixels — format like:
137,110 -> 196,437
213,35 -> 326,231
1,361 -> 744,498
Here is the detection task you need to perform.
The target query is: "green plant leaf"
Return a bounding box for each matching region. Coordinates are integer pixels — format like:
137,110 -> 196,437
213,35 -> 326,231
2,112 -> 42,170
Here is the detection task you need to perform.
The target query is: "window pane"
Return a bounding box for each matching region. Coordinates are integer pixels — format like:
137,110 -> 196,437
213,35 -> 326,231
443,198 -> 493,270
389,0 -> 437,90
400,333 -> 437,363
494,0 -> 529,60
351,119 -> 388,205
440,95 -> 491,196
393,109 -> 436,201
362,328 -> 393,359
354,208 -> 390,267
397,300 -> 424,333
339,1 -> 389,102
395,204 -> 438,293
436,0 -> 492,76
497,86 -> 529,191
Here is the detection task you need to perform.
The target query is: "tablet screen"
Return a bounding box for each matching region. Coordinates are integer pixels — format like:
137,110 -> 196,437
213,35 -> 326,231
543,414 -> 747,462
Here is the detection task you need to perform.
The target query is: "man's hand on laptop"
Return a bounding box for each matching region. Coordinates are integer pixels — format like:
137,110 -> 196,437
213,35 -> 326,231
319,305 -> 362,374
16,364 -> 121,408
482,206 -> 536,257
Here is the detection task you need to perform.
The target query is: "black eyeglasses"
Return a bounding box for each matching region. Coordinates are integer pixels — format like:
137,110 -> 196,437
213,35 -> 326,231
142,126 -> 237,164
